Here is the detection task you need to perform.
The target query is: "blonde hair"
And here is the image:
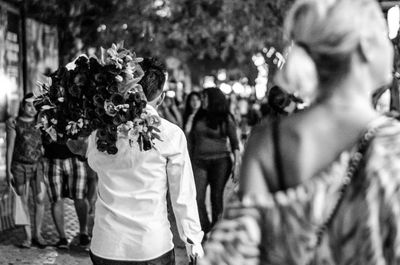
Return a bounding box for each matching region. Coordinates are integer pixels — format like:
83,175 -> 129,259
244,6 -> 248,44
276,0 -> 382,102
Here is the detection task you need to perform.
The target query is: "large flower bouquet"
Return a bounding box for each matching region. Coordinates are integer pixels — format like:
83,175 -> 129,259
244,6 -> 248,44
34,43 -> 162,154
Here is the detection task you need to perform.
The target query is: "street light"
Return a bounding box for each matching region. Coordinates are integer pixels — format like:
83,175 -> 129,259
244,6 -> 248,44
219,83 -> 232,94
379,1 -> 400,111
388,5 -> 400,39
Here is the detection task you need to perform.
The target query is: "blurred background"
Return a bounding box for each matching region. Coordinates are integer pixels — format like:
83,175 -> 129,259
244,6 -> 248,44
0,0 -> 400,181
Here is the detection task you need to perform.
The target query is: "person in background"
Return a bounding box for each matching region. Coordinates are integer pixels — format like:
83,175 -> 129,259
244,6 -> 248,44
201,0 -> 400,264
159,94 -> 183,128
65,139 -> 98,238
228,93 -> 241,125
182,91 -> 202,136
42,140 -> 90,249
189,87 -> 240,237
6,93 -> 47,248
86,57 -> 204,265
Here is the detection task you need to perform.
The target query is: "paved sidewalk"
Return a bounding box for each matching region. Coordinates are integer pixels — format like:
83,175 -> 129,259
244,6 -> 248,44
0,195 -> 188,265
0,179 -> 237,265
0,195 -> 92,265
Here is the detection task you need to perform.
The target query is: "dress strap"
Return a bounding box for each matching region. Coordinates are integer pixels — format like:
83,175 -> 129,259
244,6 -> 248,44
272,118 -> 286,191
312,116 -> 387,249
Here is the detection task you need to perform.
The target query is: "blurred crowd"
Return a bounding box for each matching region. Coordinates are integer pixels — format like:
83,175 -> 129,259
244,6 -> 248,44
160,83 -> 305,144
4,74 -> 306,252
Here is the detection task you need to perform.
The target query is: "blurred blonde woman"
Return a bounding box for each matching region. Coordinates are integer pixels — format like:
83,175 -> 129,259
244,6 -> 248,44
200,0 -> 400,264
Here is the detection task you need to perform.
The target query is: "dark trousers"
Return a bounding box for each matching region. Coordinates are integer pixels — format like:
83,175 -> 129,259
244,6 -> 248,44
89,249 -> 175,265
192,156 -> 232,234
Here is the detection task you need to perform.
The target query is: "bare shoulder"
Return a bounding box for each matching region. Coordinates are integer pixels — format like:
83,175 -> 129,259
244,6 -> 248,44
243,118 -> 275,175
246,118 -> 273,155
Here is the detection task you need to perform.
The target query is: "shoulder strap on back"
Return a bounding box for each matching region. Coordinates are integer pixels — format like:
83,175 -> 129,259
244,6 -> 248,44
272,118 -> 286,191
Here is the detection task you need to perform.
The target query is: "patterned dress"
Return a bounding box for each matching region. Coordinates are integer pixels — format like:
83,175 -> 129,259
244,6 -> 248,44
7,117 -> 42,164
201,117 -> 400,265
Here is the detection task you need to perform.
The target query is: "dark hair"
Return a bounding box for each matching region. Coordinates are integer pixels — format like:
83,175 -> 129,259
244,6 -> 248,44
268,86 -> 293,115
183,91 -> 202,129
193,87 -> 233,135
18,92 -> 35,117
138,57 -> 167,102
264,85 -> 303,117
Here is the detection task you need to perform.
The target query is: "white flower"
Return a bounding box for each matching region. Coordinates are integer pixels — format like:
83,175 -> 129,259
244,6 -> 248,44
50,118 -> 58,125
77,118 -> 84,128
133,118 -> 142,125
116,104 -> 129,112
126,121 -> 134,128
104,100 -> 117,117
117,124 -> 130,138
45,126 -> 57,141
65,54 -> 88,70
41,105 -> 55,110
65,61 -> 76,70
39,115 -> 50,129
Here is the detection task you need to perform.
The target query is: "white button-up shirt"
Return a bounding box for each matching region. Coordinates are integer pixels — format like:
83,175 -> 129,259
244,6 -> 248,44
87,105 -> 203,261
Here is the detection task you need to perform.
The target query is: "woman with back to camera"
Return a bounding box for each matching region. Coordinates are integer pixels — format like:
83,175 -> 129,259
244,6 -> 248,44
200,0 -> 400,264
189,87 -> 240,237
183,91 -> 202,136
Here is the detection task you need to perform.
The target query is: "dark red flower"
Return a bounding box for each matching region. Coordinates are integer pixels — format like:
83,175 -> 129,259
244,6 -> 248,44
93,94 -> 104,108
107,145 -> 118,155
69,85 -> 82,98
75,56 -> 89,67
97,129 -> 107,140
110,93 -> 124,106
97,139 -> 108,152
74,74 -> 87,87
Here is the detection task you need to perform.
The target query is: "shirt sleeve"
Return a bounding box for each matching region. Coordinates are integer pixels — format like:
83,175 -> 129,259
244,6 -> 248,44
166,129 -> 204,245
227,115 -> 240,151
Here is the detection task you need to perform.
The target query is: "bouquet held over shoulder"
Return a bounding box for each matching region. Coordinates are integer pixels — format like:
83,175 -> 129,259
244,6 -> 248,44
34,43 -> 161,154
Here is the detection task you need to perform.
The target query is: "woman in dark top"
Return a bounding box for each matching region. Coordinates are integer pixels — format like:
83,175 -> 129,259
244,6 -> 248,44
189,87 -> 240,235
183,91 -> 202,136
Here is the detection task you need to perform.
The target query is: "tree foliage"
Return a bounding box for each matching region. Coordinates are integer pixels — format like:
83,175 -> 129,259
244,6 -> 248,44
26,0 -> 294,83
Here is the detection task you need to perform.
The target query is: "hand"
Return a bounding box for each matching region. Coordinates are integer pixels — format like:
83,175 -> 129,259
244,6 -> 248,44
66,137 -> 88,157
186,242 -> 204,260
6,171 -> 14,187
231,160 -> 240,183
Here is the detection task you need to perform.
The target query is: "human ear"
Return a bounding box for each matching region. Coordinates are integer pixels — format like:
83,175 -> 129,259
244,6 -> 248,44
156,92 -> 166,107
357,37 -> 372,63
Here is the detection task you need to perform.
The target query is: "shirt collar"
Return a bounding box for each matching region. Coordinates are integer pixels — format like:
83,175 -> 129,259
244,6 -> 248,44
145,104 -> 159,116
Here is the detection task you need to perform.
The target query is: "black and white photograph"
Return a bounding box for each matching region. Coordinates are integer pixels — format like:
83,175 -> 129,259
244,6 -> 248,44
1,0 -> 400,264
